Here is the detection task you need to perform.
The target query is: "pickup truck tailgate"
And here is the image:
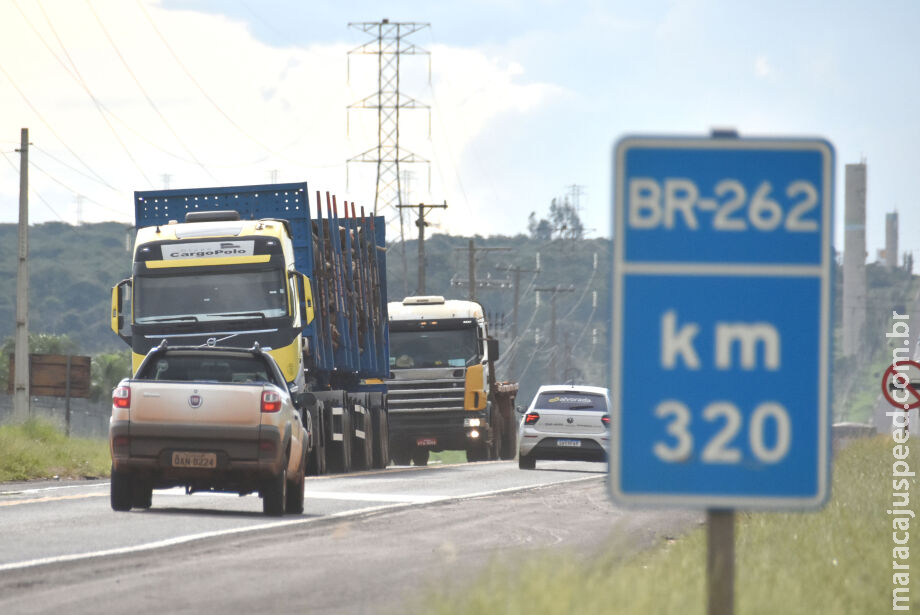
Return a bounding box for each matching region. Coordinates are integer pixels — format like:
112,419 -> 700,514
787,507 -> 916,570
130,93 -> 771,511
126,381 -> 266,462
129,381 -> 264,427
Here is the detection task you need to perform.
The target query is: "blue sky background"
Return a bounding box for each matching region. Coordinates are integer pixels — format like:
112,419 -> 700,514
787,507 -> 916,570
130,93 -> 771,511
1,0 -> 916,263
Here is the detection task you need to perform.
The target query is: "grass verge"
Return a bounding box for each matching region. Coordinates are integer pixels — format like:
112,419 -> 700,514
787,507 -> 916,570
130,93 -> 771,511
429,450 -> 468,465
413,436 -> 918,614
0,419 -> 110,482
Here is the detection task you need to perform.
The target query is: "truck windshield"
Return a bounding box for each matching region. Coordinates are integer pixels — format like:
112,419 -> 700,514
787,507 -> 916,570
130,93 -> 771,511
389,328 -> 479,369
134,269 -> 287,323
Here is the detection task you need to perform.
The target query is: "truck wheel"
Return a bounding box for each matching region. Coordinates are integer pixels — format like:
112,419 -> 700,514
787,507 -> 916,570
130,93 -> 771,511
519,454 -> 536,470
285,450 -> 306,514
353,403 -> 373,471
391,441 -> 410,466
307,406 -> 326,476
328,405 -> 353,473
263,467 -> 287,516
132,480 -> 153,510
372,408 -> 389,469
465,446 -> 485,463
110,466 -> 133,512
411,447 -> 429,467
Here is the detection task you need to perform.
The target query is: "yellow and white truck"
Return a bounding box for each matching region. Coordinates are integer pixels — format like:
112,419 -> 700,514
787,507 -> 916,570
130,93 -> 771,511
386,296 -> 518,465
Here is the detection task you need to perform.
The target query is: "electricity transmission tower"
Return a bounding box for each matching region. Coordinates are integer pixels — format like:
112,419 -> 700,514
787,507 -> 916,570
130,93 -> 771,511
346,19 -> 431,245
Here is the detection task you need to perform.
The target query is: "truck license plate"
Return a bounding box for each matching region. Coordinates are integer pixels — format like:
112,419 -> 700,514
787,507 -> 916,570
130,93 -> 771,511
416,437 -> 437,447
556,439 -> 581,448
172,451 -> 217,468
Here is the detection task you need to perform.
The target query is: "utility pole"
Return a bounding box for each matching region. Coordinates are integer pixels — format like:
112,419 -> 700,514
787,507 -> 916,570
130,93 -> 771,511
398,201 -> 447,294
495,258 -> 540,375
14,128 -> 30,421
534,285 -> 575,381
453,240 -> 512,302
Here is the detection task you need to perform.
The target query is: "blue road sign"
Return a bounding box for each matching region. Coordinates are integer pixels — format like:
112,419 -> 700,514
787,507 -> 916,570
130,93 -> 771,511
609,135 -> 834,509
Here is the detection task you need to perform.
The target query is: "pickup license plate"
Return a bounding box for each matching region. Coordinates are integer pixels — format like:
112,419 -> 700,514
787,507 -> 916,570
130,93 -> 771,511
172,451 -> 217,468
416,437 -> 437,447
556,439 -> 582,448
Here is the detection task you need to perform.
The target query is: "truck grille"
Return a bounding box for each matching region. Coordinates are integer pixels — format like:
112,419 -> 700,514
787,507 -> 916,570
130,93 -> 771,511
387,378 -> 465,412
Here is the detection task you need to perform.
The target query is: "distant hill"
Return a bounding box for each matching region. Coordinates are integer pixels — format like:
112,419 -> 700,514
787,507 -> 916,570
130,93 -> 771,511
0,222 -> 132,354
0,222 -> 611,404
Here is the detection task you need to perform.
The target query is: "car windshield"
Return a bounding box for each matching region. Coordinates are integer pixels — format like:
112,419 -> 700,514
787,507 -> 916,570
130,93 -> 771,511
533,391 -> 607,411
389,328 -> 480,368
134,269 -> 287,323
138,354 -> 277,385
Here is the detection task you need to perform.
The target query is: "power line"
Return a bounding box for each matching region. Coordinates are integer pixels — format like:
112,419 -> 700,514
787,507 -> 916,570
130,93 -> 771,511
31,145 -> 125,192
29,158 -> 124,215
2,150 -> 68,222
25,0 -> 152,188
21,0 -> 273,173
85,0 -> 217,183
135,0 -> 303,164
0,56 -> 119,191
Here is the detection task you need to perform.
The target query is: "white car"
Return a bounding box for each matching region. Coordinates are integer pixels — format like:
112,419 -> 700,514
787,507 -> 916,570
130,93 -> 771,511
517,384 -> 610,470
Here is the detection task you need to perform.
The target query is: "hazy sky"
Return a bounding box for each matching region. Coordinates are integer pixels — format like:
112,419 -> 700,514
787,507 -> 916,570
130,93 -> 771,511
1,0 -> 917,262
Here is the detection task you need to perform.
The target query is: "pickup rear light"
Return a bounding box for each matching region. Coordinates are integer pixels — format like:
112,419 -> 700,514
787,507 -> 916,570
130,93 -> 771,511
601,414 -> 610,427
524,412 -> 540,425
261,390 -> 282,413
113,385 -> 131,409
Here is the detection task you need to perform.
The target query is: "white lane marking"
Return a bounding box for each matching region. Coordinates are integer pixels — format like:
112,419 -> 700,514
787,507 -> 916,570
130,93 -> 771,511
0,475 -> 601,572
148,489 -> 445,503
0,483 -> 109,497
305,491 -> 445,504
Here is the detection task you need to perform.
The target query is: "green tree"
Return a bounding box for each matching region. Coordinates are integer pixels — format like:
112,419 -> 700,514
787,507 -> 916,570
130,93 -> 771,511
90,349 -> 132,401
528,195 -> 584,241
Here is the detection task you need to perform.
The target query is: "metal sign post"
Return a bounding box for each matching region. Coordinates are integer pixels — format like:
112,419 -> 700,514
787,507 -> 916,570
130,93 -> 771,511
609,133 -> 834,613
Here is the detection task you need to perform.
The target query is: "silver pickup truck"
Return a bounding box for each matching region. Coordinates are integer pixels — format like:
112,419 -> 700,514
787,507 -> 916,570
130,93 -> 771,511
109,343 -> 310,516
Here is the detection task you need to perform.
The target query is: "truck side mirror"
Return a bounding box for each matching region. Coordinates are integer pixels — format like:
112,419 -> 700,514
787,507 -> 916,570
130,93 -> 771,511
111,279 -> 132,345
487,338 -> 499,362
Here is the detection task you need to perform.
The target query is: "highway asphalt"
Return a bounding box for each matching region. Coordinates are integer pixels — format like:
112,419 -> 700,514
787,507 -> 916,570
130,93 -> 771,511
0,460 -> 699,614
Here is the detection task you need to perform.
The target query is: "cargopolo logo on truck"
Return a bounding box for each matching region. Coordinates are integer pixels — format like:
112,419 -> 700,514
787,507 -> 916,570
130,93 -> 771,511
164,241 -> 255,260
188,393 -> 202,408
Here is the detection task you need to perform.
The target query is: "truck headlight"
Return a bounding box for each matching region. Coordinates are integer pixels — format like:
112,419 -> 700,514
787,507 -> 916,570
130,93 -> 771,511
463,418 -> 481,427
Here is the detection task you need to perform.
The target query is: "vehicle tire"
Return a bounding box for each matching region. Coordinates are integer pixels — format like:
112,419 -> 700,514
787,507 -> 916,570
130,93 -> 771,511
466,446 -> 485,463
411,447 -> 429,467
110,465 -> 133,512
353,402 -> 373,471
132,479 -> 153,510
328,403 -> 352,474
372,408 -> 389,469
285,450 -> 306,515
263,467 -> 287,516
307,405 -> 326,476
391,441 -> 411,466
518,453 -> 536,470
